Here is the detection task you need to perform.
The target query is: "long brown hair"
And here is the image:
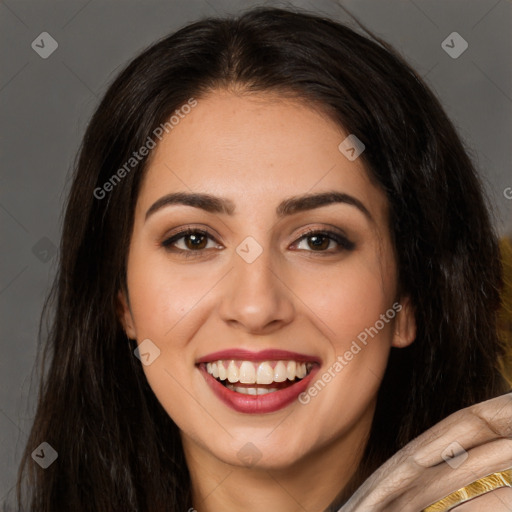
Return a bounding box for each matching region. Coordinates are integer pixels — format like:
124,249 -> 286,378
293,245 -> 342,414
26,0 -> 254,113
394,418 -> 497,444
15,6 -> 509,511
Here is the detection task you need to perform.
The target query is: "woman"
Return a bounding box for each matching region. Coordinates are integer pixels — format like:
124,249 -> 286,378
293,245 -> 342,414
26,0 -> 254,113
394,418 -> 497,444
15,6 -> 512,511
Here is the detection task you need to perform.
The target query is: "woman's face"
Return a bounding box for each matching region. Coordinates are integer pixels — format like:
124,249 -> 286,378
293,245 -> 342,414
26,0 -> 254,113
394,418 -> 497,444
119,90 -> 415,471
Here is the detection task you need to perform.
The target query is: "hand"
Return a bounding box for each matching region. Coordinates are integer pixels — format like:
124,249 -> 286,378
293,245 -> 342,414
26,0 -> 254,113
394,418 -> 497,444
339,392 -> 512,512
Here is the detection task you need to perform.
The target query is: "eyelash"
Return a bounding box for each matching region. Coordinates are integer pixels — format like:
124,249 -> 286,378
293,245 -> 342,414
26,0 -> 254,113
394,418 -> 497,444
161,227 -> 355,258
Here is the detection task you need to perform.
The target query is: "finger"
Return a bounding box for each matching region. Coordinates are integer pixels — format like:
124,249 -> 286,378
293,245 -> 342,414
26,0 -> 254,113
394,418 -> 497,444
367,391 -> 511,476
410,392 -> 512,468
353,436 -> 512,511
392,438 -> 512,511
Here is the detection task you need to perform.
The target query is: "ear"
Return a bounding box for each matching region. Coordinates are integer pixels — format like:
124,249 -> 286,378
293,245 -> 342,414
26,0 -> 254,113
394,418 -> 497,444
117,289 -> 137,339
391,296 -> 416,348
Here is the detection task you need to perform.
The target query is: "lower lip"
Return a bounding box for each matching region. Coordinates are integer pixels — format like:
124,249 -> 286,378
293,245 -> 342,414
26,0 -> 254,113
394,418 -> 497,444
199,365 -> 319,414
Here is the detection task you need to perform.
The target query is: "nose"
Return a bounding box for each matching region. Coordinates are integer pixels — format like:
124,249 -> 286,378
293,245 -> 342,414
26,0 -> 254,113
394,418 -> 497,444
217,245 -> 295,334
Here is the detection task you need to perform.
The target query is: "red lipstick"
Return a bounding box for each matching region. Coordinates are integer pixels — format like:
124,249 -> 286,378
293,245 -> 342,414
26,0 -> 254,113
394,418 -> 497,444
196,349 -> 321,414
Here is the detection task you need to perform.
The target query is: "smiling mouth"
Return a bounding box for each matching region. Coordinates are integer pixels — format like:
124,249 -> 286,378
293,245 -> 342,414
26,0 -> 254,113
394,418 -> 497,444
201,360 -> 315,395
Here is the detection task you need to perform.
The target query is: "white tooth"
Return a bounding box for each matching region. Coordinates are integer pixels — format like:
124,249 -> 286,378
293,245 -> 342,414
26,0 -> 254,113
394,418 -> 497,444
239,361 -> 256,384
297,362 -> 307,379
273,361 -> 287,382
256,362 -> 274,384
226,384 -> 280,395
227,360 -> 239,383
206,362 -> 212,374
217,361 -> 227,381
286,361 -> 297,380
257,387 -> 278,395
232,386 -> 258,395
211,362 -> 219,379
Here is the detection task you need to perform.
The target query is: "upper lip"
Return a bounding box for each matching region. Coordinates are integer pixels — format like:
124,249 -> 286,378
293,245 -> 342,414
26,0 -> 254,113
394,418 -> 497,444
196,349 -> 321,364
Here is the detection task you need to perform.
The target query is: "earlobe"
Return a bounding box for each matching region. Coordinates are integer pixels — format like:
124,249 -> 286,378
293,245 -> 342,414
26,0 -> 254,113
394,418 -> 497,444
392,296 -> 416,348
116,289 -> 137,339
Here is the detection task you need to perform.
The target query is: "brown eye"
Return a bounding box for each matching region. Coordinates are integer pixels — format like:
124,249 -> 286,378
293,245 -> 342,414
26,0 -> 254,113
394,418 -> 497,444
305,234 -> 331,251
162,228 -> 222,255
293,230 -> 355,253
183,232 -> 208,250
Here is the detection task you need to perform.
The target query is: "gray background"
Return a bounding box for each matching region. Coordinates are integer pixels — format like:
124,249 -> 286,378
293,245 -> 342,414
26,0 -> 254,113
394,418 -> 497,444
1,0 -> 511,505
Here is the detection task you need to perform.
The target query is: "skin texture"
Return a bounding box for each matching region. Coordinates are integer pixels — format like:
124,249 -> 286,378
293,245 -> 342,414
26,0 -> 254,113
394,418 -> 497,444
118,89 -> 418,512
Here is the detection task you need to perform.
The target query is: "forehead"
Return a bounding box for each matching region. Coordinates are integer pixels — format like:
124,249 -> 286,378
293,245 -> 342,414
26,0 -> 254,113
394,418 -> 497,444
137,89 -> 388,224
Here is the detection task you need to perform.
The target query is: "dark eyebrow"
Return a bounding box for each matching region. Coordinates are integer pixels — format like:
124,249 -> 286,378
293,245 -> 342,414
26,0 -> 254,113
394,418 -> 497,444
275,191 -> 372,221
145,192 -> 236,220
145,191 -> 372,222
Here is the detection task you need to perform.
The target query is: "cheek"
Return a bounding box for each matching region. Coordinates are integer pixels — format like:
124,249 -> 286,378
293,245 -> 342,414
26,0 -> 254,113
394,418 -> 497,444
292,250 -> 396,349
294,274 -> 395,446
125,255 -> 205,426
126,254 -> 212,342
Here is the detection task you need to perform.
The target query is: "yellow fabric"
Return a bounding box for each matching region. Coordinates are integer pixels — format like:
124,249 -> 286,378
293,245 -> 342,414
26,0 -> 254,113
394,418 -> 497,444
499,237 -> 512,386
